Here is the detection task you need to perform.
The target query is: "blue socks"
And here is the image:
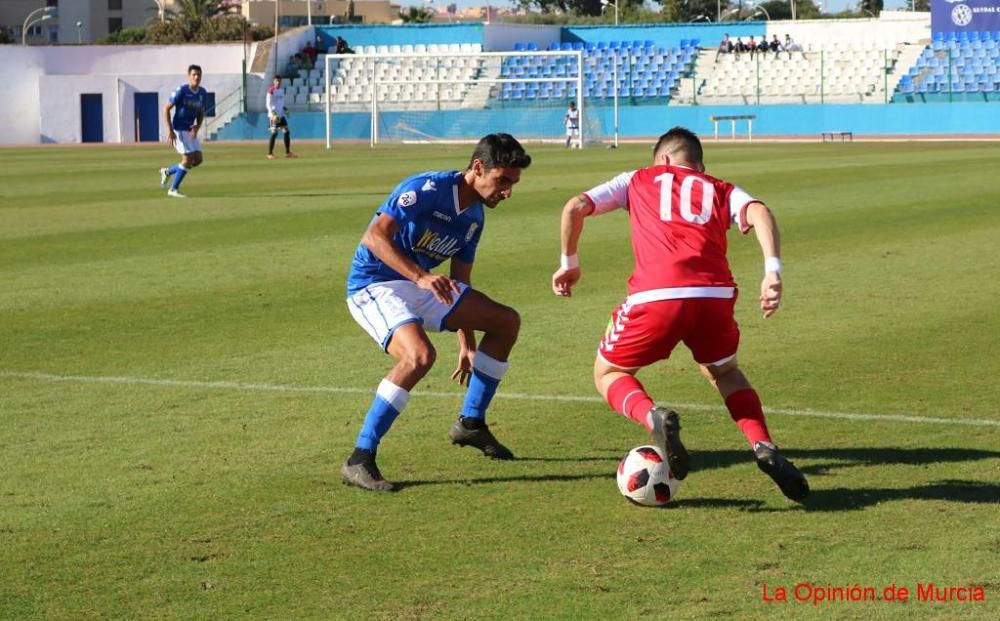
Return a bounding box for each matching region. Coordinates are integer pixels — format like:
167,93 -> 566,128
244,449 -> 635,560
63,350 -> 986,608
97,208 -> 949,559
355,379 -> 410,452
170,164 -> 188,191
460,351 -> 510,420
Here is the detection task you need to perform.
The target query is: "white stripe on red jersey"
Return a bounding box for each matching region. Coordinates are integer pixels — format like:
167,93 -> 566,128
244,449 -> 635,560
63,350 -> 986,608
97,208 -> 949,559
583,165 -> 760,298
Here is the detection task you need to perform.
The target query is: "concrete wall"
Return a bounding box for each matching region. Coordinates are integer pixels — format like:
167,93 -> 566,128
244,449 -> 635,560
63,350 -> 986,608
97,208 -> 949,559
562,23 -> 766,50
482,24 -> 560,52
316,24 -> 484,49
38,74 -> 244,144
216,103 -> 1000,142
0,43 -> 253,144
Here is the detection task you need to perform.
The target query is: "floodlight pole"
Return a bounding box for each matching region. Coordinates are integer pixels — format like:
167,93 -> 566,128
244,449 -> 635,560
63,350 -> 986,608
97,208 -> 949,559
22,6 -> 54,46
600,0 -> 618,26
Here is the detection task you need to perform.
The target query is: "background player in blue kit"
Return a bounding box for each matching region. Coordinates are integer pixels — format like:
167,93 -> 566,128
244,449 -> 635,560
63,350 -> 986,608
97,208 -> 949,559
342,133 -> 532,492
159,65 -> 208,198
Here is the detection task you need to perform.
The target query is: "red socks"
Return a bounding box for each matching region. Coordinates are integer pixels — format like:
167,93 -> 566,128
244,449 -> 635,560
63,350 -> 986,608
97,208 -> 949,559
607,379 -> 772,445
606,376 -> 656,432
726,388 -> 772,447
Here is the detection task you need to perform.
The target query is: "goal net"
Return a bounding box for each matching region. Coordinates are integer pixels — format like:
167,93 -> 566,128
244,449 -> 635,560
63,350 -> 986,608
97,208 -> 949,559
324,48 -> 604,147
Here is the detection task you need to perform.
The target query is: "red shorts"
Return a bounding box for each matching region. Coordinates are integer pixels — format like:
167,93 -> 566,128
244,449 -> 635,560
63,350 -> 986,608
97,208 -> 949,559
598,295 -> 740,369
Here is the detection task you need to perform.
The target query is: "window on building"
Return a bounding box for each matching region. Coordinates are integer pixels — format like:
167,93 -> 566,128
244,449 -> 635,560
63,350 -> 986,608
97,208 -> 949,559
108,17 -> 122,33
46,0 -> 58,7
48,26 -> 58,43
108,0 -> 122,10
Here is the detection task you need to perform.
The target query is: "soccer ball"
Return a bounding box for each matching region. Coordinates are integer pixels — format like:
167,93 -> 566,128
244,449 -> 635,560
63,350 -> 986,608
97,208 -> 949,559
616,445 -> 681,506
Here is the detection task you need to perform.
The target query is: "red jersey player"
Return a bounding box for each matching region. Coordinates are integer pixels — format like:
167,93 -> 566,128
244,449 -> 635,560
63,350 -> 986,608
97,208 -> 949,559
551,127 -> 808,502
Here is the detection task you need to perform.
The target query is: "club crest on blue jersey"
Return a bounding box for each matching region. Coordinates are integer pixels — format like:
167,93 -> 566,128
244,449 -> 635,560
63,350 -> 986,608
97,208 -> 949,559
398,191 -> 417,207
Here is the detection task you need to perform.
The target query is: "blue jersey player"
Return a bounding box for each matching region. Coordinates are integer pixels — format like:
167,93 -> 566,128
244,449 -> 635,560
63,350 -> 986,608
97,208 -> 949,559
342,133 -> 532,492
159,65 -> 207,198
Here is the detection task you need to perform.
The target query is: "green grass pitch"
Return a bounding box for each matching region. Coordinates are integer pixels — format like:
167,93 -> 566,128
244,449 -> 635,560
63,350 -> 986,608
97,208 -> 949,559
1,140 -> 998,620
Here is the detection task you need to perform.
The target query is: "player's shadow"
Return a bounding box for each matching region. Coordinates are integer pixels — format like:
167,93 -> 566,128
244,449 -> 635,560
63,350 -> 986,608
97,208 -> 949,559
395,471 -> 610,491
689,447 -> 1000,512
798,480 -> 1000,512
692,446 -> 1000,474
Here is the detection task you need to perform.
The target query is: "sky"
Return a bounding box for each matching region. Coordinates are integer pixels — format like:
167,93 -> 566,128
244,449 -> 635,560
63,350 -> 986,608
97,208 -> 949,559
410,0 -> 916,16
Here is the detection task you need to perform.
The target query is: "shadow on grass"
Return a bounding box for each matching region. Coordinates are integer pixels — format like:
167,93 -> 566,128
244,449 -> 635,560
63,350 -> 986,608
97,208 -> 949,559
395,472 -> 611,490
693,447 -> 1000,475
688,447 -> 1000,512
796,480 -> 1000,512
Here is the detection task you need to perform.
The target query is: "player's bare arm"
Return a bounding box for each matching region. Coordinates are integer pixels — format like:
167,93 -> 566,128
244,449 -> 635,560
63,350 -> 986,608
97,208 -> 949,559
361,213 -> 461,305
449,258 -> 477,386
745,201 -> 783,318
163,101 -> 176,143
192,110 -> 204,138
552,194 -> 594,297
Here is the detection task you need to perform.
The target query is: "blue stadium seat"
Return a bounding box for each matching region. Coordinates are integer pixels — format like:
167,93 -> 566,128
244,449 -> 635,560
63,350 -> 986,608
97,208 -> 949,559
597,41 -> 608,49
561,42 -> 573,51
514,42 -> 525,51
548,42 -> 559,51
609,41 -> 621,49
585,42 -> 596,51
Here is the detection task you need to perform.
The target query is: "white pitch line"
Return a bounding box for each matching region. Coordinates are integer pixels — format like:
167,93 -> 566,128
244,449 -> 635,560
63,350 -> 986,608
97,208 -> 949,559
2,370 -> 999,428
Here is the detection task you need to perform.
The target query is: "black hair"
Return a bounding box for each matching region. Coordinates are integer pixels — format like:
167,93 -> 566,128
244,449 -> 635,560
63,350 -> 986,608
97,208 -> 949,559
188,64 -> 202,74
273,74 -> 281,80
468,133 -> 532,170
653,126 -> 703,164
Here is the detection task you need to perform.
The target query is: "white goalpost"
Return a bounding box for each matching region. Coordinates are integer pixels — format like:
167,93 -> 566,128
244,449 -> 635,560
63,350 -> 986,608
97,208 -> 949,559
323,49 -> 595,148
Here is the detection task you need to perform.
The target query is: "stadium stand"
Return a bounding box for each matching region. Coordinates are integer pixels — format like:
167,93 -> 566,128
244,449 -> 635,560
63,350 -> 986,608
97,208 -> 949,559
897,31 -> 1000,101
320,43 -> 486,111
694,44 -> 904,105
495,39 -> 699,104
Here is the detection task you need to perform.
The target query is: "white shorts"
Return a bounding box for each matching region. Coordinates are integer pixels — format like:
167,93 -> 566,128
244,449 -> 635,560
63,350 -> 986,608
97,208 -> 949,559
347,280 -> 470,351
566,126 -> 580,137
172,131 -> 202,155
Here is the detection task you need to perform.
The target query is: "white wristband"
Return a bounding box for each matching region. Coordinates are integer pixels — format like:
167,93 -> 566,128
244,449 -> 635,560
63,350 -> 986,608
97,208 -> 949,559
560,253 -> 579,270
764,257 -> 782,274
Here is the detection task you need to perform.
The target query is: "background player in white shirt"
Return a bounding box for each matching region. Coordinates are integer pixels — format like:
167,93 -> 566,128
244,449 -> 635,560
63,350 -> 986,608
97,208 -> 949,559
266,75 -> 297,160
564,101 -> 580,149
551,126 -> 808,502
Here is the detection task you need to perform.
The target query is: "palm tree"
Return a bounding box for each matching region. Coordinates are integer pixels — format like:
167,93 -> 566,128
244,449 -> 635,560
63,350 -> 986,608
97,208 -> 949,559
166,0 -> 236,20
399,6 -> 436,23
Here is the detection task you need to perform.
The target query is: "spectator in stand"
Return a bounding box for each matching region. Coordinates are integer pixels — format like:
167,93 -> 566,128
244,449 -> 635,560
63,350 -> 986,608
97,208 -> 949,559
746,36 -> 758,58
315,34 -> 329,54
335,36 -> 355,54
284,54 -> 301,79
769,35 -> 782,53
733,37 -> 747,57
301,52 -> 314,72
716,34 -> 733,61
784,34 -> 803,53
302,41 -> 318,64
754,35 -> 768,58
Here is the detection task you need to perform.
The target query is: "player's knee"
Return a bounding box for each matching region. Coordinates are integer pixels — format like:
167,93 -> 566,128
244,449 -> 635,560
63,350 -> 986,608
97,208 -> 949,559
402,345 -> 436,375
497,306 -> 520,341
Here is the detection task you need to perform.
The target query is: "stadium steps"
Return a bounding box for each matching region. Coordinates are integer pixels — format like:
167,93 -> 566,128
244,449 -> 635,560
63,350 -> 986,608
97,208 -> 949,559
885,42 -> 929,97
672,50 -> 716,105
